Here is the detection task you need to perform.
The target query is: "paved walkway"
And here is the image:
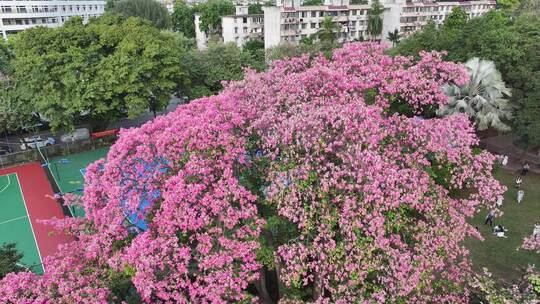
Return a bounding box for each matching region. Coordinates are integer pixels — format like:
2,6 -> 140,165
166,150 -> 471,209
482,134 -> 540,174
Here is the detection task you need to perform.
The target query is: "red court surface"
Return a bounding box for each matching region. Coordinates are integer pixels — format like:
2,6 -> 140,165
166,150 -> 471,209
0,162 -> 73,272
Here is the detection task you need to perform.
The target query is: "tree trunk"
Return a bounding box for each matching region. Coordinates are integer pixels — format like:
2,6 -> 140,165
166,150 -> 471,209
312,273 -> 324,301
254,268 -> 274,304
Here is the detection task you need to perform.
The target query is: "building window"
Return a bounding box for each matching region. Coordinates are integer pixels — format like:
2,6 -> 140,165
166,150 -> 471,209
311,22 -> 316,28
235,27 -> 238,33
243,27 -> 248,34
16,6 -> 27,13
319,11 -> 323,17
301,23 -> 307,29
311,11 -> 316,17
1,6 -> 12,13
243,17 -> 247,23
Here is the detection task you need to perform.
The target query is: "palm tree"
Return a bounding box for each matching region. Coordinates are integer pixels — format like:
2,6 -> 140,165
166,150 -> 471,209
367,0 -> 384,41
437,58 -> 514,132
387,29 -> 400,46
317,16 -> 339,45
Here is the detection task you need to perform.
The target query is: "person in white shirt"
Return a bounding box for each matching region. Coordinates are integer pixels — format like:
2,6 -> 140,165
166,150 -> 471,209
533,222 -> 540,237
517,190 -> 525,204
496,195 -> 504,206
493,225 -> 508,238
501,154 -> 509,166
516,176 -> 523,188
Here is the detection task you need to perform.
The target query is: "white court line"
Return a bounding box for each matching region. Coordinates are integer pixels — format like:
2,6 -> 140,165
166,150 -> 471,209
14,174 -> 45,273
0,174 -> 11,194
0,215 -> 28,226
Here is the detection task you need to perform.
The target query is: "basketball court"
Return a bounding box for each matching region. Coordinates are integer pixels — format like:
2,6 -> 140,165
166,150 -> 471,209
49,147 -> 109,217
0,163 -> 73,274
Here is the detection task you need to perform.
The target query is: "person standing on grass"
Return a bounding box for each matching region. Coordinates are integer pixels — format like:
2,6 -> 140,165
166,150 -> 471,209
521,163 -> 530,176
534,222 -> 540,237
485,210 -> 495,226
501,154 -> 509,166
516,176 -> 523,188
496,195 -> 504,206
517,189 -> 524,204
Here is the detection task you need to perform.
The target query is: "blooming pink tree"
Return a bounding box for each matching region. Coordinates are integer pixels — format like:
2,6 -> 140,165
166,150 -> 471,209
0,43 -> 505,303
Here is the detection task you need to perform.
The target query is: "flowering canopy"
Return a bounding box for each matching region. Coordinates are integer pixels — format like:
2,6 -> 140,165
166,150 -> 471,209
0,43 -> 505,303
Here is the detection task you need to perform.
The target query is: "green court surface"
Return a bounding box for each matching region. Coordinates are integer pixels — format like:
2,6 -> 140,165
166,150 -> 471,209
50,147 -> 109,217
0,173 -> 44,274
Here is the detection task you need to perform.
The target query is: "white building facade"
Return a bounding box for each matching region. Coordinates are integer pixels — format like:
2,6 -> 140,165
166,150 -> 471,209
262,0 -> 496,49
383,0 -> 496,38
222,5 -> 263,48
264,0 -> 371,48
0,0 -> 105,39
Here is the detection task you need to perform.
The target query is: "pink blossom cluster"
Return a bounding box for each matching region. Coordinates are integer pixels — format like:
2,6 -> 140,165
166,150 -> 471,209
0,43 -> 504,303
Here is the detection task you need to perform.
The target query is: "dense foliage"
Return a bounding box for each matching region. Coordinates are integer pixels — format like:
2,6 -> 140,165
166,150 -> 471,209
0,243 -> 24,279
171,0 -> 196,38
109,0 -> 171,29
8,16 -> 186,131
0,43 -> 506,303
392,10 -> 540,146
172,0 -> 234,38
367,0 -> 384,40
178,42 -> 261,100
438,58 -> 514,132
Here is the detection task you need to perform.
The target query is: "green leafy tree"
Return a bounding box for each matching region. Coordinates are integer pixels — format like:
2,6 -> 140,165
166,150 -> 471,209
0,243 -> 24,279
386,28 -> 400,46
0,40 -> 11,79
248,3 -> 263,14
387,21 -> 440,57
196,0 -> 234,35
299,35 -> 314,45
105,0 -> 121,11
171,0 -> 196,38
0,81 -> 34,132
367,0 -> 384,40
243,39 -> 266,71
443,6 -> 468,30
178,42 -> 255,99
265,43 -> 325,62
350,0 -> 368,4
317,16 -> 339,46
438,58 -> 514,131
515,0 -> 540,15
10,16 -> 187,131
497,0 -> 521,11
110,0 -> 171,29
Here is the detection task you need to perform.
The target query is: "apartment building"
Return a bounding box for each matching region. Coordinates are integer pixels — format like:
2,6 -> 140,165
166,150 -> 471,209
222,5 -> 263,47
264,0 -> 371,48
383,0 -> 496,38
0,0 -> 105,39
262,0 -> 495,48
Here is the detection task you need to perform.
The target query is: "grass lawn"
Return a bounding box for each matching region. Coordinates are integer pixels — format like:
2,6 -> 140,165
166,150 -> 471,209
465,168 -> 540,284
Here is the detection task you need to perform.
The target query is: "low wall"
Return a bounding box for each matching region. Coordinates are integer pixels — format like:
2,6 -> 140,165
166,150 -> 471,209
0,138 -> 114,169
